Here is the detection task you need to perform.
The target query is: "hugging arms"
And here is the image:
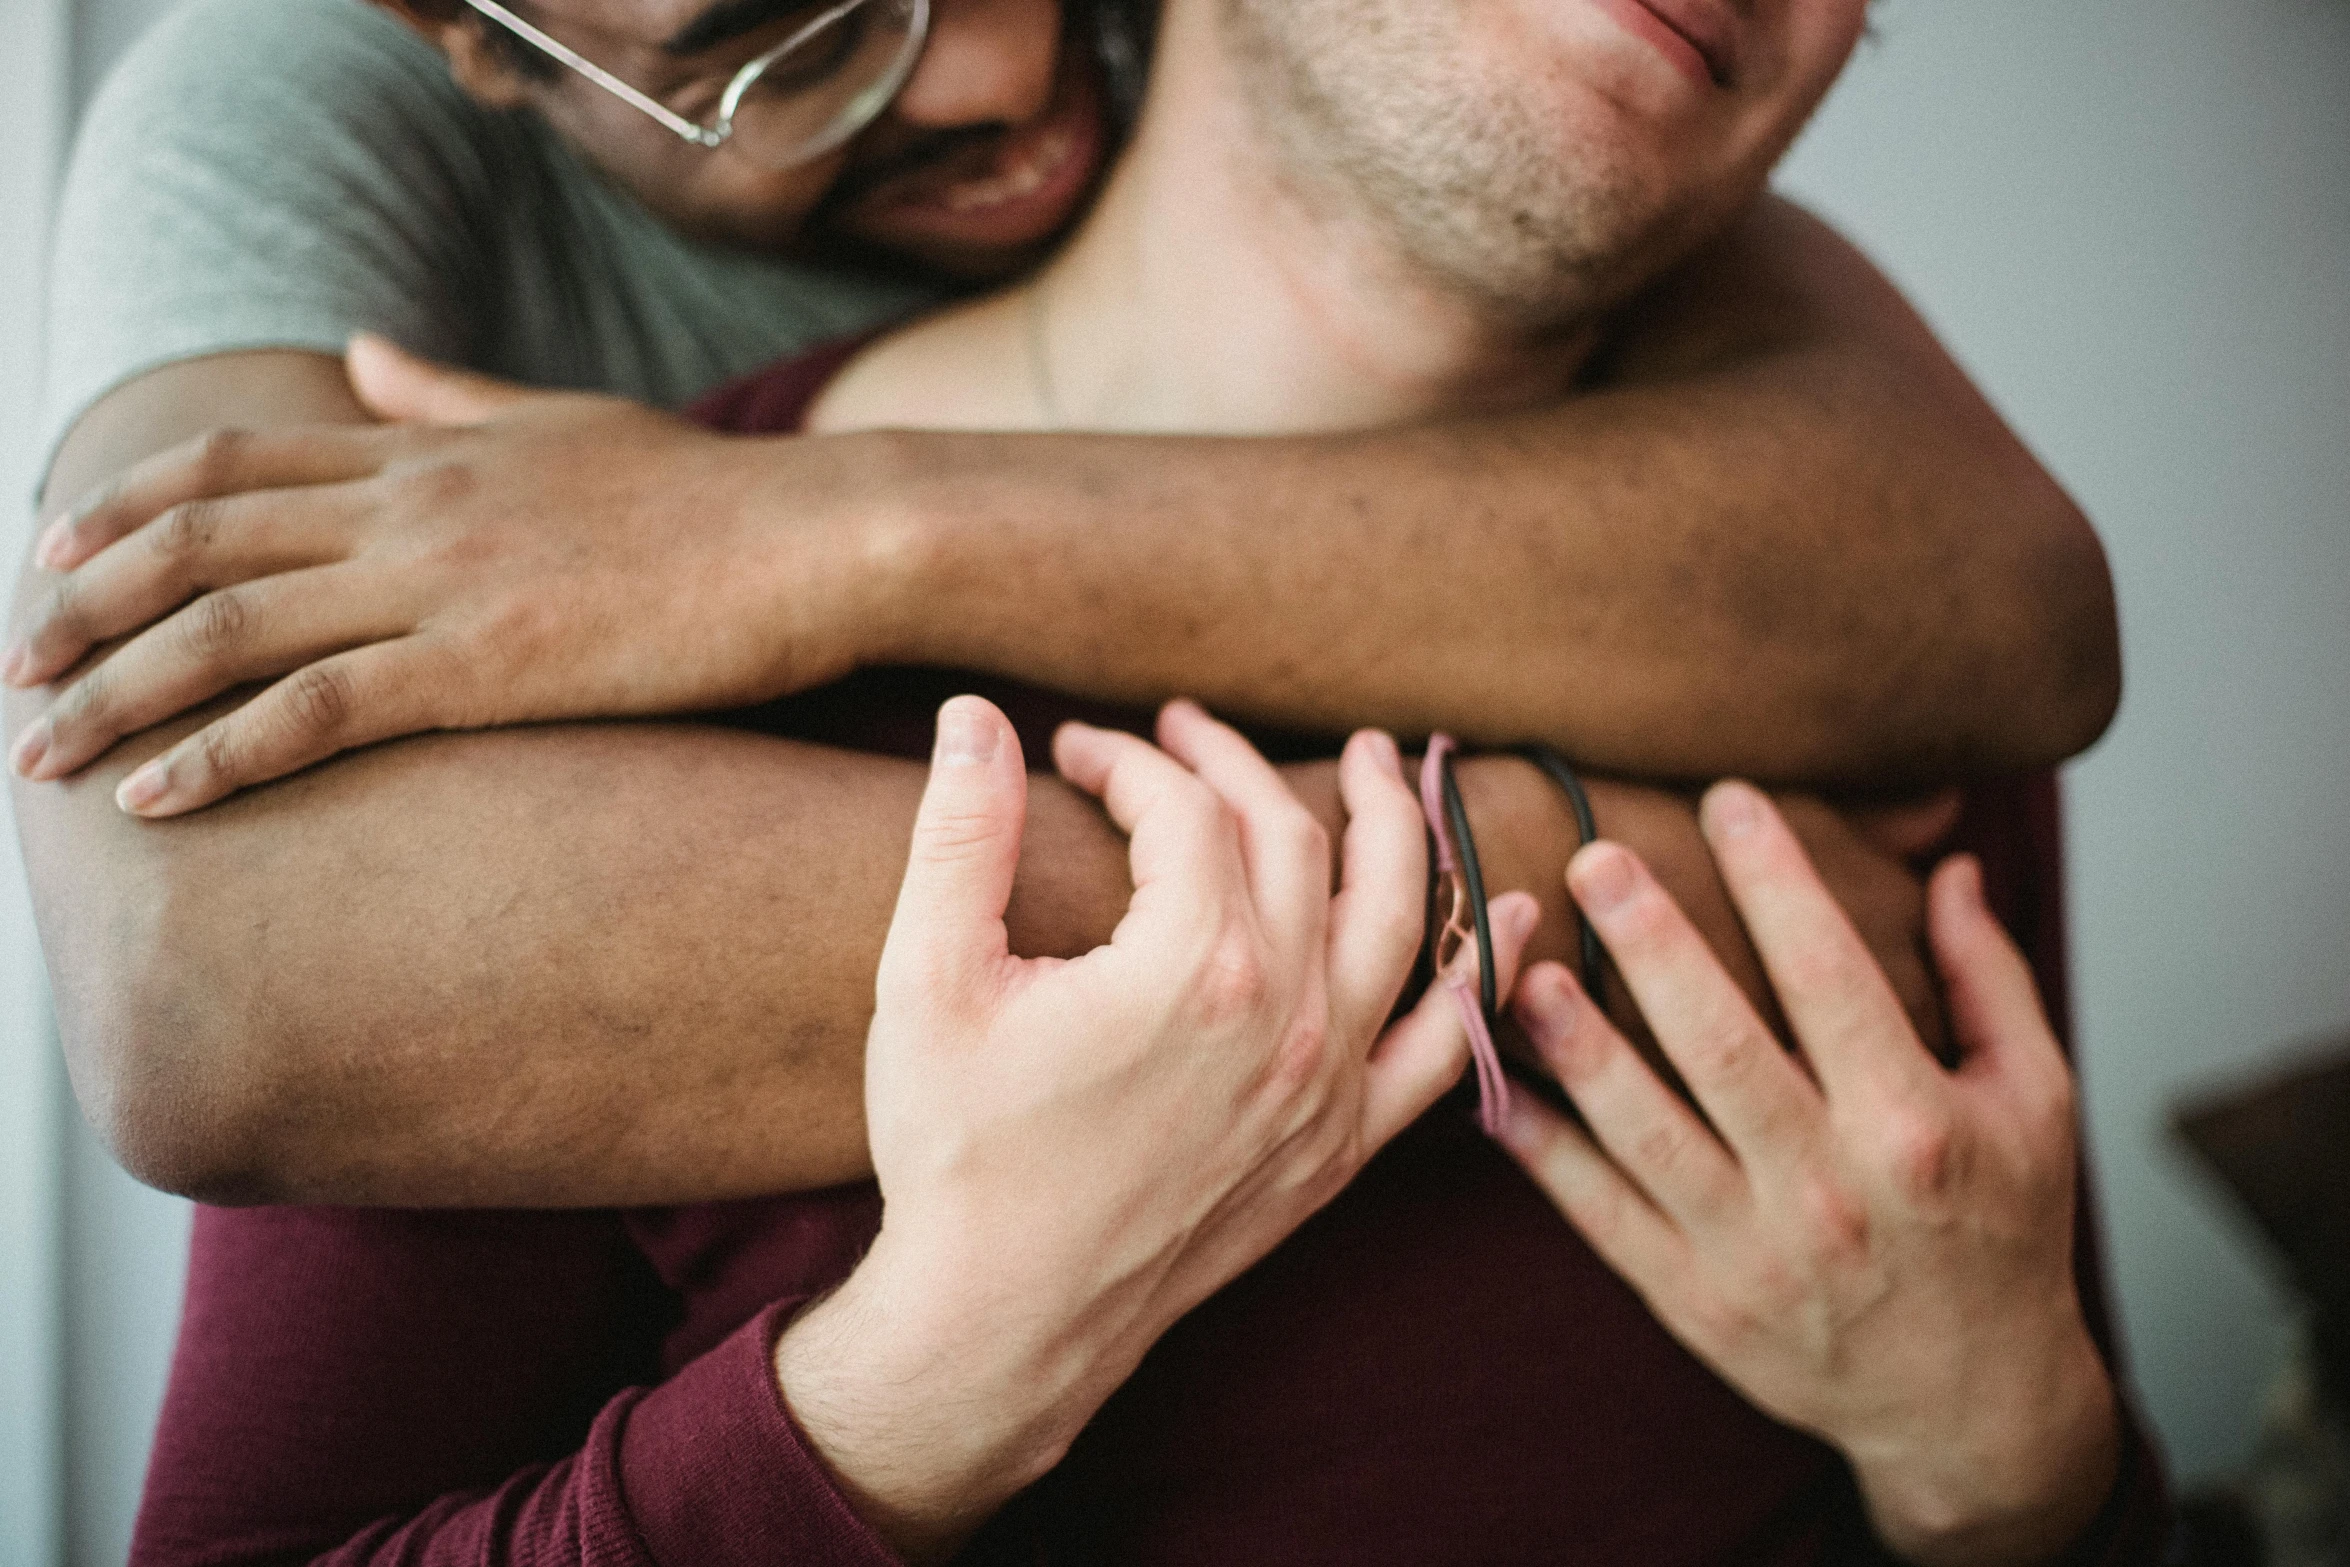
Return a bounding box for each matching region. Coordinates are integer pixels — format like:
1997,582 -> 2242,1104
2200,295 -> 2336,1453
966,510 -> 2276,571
6,201 -> 2116,1206
7,0 -> 2156,1556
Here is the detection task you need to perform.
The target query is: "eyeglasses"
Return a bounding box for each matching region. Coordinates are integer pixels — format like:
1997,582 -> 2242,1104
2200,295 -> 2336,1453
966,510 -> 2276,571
463,0 -> 932,171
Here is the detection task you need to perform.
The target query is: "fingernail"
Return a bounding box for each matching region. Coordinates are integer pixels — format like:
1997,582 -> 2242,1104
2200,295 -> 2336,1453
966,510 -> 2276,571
934,699 -> 998,766
1570,843 -> 1638,915
11,720 -> 49,776
1951,853 -> 1985,909
33,520 -> 69,570
117,761 -> 170,814
1515,962 -> 1578,1035
1706,780 -> 1765,838
2,644 -> 29,686
1367,730 -> 1403,780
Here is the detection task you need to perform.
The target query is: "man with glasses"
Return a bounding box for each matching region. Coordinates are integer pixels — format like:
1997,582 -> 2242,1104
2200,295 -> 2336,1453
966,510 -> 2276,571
462,0 -> 934,170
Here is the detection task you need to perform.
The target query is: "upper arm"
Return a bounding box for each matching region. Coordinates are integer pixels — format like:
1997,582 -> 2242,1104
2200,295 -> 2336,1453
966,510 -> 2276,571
39,0 -> 486,495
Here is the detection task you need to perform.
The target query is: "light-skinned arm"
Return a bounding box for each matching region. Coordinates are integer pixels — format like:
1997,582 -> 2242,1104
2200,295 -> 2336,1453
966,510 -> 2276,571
8,198 -> 2118,815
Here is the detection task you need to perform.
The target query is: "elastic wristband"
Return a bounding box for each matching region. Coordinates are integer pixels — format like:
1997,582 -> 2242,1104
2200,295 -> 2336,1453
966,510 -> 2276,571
1517,743 -> 1608,1004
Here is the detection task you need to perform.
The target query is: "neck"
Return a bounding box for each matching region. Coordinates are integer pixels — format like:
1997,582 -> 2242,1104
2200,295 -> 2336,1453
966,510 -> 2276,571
810,6 -> 1600,438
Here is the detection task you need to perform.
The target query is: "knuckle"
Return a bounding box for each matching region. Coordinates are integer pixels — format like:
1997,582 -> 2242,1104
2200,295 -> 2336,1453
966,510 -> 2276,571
192,720 -> 242,784
1193,936 -> 1272,1026
277,662 -> 356,741
180,589 -> 256,659
404,459 -> 481,518
1629,1117 -> 1699,1182
1871,1104 -> 1961,1202
1683,1285 -> 1763,1354
917,804 -> 1006,860
40,578 -> 84,641
1266,1015 -> 1333,1094
53,666 -> 110,728
152,497 -> 227,560
190,427 -> 252,486
1678,1011 -> 1758,1087
1789,1173 -> 1872,1267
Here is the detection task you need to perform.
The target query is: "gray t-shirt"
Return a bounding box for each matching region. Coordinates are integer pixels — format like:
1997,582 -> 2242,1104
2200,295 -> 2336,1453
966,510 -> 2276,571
42,0 -> 934,477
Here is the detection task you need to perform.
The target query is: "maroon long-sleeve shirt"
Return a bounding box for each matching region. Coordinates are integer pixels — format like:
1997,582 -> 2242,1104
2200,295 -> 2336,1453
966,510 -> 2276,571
128,344 -> 2172,1567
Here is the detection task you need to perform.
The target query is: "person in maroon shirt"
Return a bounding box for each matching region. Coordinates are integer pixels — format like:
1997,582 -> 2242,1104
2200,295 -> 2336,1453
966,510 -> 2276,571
100,0 -> 2164,1562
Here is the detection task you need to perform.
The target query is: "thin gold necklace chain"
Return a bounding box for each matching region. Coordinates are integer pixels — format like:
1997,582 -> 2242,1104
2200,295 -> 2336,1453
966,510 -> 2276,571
1023,277 -> 1064,430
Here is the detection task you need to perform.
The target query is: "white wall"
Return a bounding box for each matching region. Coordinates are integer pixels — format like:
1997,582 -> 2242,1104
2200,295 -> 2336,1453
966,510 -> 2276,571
2,0 -> 2346,1558
1778,0 -> 2350,1481
1,4 -> 74,1562
3,0 -> 193,1562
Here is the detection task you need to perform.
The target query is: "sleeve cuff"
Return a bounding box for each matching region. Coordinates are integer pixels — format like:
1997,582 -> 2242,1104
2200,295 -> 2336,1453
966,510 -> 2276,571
616,1298 -> 905,1567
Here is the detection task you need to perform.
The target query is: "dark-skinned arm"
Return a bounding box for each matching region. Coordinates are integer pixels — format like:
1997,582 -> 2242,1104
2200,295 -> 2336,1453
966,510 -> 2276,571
881,196 -> 2116,783
11,610 -> 1930,1207
9,198 -> 2116,817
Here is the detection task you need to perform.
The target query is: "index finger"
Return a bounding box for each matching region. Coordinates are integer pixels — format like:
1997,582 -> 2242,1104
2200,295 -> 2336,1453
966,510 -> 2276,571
1697,781 -> 1941,1111
1155,699 -> 1331,968
1053,720 -> 1252,951
38,424 -> 390,574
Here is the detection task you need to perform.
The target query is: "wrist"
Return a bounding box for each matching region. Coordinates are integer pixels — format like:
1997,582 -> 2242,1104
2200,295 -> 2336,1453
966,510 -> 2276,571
1855,1326 -> 2121,1566
735,428 -> 953,685
1446,753 -> 1588,975
832,429 -> 1030,674
769,1229 -> 1109,1561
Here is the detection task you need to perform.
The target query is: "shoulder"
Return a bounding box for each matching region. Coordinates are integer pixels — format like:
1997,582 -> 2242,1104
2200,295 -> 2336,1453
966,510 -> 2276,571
64,0 -> 513,224
42,0 -> 523,478
87,0 -> 463,128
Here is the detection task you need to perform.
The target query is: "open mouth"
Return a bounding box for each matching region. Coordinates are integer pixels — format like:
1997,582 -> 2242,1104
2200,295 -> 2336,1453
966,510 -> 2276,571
819,60 -> 1108,259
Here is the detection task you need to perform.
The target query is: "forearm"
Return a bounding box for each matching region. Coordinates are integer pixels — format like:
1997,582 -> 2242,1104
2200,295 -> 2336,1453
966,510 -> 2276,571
12,689 -> 1137,1205
18,675 -> 1841,1211
837,200 -> 2115,787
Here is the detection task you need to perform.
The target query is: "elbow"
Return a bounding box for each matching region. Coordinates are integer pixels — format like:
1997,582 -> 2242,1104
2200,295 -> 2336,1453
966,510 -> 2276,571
55,947 -> 293,1207
1999,489 -> 2124,771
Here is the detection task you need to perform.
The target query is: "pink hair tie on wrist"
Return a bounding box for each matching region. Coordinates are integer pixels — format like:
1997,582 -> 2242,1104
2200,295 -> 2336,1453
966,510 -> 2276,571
1419,734 -> 1510,1137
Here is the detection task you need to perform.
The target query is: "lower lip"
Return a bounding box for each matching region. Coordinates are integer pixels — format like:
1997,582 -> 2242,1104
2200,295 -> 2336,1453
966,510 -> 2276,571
1590,0 -> 1717,90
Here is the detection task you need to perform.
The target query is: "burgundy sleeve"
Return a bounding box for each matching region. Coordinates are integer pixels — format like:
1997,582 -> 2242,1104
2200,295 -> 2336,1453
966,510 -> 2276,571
133,1207 -> 902,1567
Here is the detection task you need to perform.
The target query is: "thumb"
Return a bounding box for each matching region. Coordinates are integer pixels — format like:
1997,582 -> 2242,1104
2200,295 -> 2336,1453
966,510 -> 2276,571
877,697 -> 1030,1011
347,332 -> 535,424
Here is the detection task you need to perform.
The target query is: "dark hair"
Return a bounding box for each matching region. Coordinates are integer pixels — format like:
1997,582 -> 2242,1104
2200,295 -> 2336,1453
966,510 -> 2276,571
463,1 -> 563,81
1086,0 -> 1160,130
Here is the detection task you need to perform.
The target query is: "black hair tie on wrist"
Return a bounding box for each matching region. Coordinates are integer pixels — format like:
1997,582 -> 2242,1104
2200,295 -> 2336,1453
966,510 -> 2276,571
1516,743 -> 1608,1005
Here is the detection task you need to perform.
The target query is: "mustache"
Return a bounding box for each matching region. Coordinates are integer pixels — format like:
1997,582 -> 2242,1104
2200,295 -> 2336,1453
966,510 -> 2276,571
816,122 -> 1014,213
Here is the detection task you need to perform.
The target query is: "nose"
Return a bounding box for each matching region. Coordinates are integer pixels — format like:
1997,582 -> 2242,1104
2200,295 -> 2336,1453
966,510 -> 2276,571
891,0 -> 1061,130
